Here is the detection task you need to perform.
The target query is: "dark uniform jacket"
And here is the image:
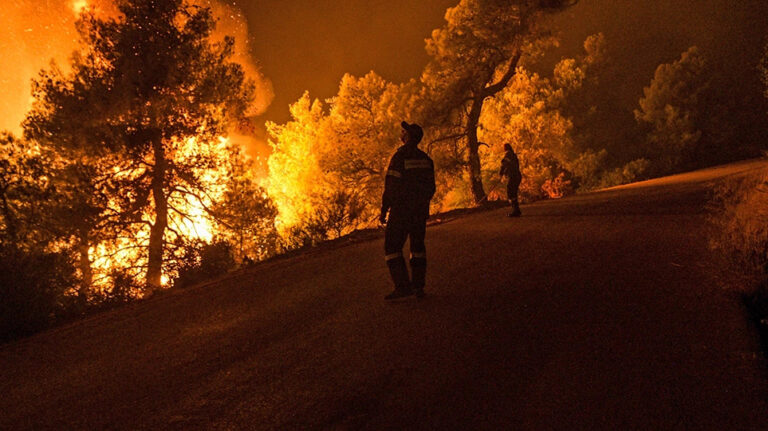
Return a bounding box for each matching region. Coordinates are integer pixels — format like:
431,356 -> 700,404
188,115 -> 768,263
381,144 -> 436,219
500,150 -> 522,181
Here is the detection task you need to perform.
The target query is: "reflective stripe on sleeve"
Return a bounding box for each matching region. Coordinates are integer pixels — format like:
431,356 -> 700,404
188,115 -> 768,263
385,252 -> 404,261
410,252 -> 426,259
404,159 -> 432,170
387,170 -> 402,178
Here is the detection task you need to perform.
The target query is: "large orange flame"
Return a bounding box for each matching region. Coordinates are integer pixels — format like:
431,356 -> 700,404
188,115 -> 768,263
0,1 -> 273,290
71,0 -> 90,15
0,0 -> 273,134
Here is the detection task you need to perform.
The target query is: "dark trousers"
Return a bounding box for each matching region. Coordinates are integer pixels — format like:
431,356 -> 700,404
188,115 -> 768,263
507,177 -> 521,210
385,212 -> 427,291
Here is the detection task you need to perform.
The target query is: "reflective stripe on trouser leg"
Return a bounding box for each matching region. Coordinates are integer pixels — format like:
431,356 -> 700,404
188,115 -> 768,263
385,221 -> 410,290
508,178 -> 521,209
387,256 -> 410,291
409,218 -> 428,290
385,252 -> 403,261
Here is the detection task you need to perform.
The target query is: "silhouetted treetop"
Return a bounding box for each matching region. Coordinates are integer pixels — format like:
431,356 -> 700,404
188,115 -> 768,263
421,0 -> 579,203
25,0 -> 259,291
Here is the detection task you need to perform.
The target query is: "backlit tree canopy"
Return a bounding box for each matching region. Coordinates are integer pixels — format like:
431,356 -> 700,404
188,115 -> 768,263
0,133 -> 55,248
267,34 -> 611,230
267,73 -> 419,239
635,46 -> 709,175
480,33 -> 607,201
422,0 -> 579,203
25,0 -> 259,291
3,0 -> 768,341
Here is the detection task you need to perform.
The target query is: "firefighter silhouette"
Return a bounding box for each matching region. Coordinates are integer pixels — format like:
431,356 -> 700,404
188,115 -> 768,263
500,143 -> 522,217
380,121 -> 435,300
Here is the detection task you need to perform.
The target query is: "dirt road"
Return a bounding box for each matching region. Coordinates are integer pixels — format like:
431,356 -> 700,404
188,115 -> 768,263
2,160 -> 767,430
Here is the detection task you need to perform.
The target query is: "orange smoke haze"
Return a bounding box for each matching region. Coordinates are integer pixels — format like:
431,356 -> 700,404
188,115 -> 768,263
0,0 -> 273,140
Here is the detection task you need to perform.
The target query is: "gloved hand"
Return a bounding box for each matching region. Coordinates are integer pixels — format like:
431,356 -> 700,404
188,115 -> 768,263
379,211 -> 387,225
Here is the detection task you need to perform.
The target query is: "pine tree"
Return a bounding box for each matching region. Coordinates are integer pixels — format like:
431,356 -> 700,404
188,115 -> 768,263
25,0 -> 257,291
421,0 -> 579,204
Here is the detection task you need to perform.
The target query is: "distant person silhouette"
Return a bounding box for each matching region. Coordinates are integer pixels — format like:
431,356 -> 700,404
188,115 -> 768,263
380,121 -> 436,300
500,144 -> 522,217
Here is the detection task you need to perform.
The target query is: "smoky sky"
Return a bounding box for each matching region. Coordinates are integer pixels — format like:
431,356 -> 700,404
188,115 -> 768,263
2,0 -> 766,134
0,0 -> 274,135
546,0 -> 768,106
227,0 -> 457,124
229,0 -> 768,125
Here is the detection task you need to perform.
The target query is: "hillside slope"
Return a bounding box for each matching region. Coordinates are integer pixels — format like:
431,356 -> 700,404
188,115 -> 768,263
2,160 -> 768,430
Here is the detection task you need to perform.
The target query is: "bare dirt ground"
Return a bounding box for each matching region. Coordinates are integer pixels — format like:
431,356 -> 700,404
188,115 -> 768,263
2,159 -> 768,430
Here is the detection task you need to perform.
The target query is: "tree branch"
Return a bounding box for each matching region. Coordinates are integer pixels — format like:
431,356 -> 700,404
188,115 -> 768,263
428,132 -> 468,147
481,51 -> 523,99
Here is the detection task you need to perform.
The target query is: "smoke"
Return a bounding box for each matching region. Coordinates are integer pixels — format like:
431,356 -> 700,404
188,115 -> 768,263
198,0 -> 274,116
0,0 -> 78,134
0,0 -> 273,135
196,0 -> 274,161
545,0 -> 768,108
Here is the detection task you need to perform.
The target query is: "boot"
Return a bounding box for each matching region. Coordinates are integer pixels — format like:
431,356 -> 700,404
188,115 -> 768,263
508,200 -> 521,217
410,255 -> 427,299
385,287 -> 413,300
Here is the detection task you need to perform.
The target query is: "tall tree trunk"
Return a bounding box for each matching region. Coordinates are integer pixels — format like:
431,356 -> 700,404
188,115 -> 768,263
0,188 -> 18,242
464,51 -> 523,205
77,228 -> 92,295
466,96 -> 487,204
147,135 -> 168,292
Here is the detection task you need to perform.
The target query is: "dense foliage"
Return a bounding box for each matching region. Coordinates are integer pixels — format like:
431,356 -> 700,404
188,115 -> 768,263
24,0 -> 260,291
420,0 -> 580,203
1,0 -> 277,340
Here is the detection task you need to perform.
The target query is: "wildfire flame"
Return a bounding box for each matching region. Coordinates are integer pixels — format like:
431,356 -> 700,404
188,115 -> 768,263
1,0 -> 274,291
0,0 -> 273,133
87,135 -> 231,290
71,0 -> 89,15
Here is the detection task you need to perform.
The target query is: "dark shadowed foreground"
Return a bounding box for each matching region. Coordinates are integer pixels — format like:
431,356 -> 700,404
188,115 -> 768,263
2,160 -> 768,430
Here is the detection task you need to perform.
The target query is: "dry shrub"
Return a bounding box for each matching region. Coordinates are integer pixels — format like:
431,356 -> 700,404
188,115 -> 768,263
173,240 -> 236,289
0,244 -> 76,342
709,167 -> 768,277
711,164 -> 768,356
599,158 -> 651,189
